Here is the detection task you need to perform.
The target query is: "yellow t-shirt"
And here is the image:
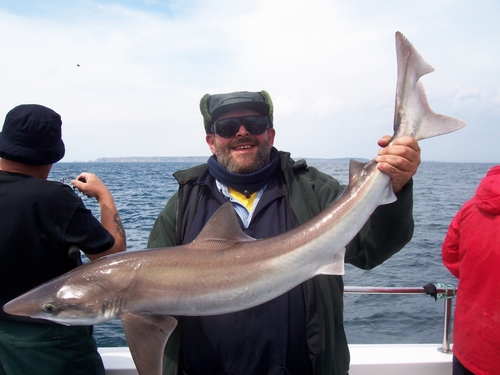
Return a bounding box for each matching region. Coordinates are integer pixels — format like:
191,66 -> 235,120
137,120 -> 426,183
228,187 -> 257,212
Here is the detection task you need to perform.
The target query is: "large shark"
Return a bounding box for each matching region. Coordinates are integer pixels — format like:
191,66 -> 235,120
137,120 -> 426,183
4,32 -> 466,375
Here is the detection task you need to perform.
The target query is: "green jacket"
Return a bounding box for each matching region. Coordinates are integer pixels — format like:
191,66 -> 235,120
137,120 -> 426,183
148,151 -> 414,375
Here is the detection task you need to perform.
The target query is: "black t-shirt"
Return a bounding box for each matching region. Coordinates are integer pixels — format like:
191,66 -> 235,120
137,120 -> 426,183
0,171 -> 115,322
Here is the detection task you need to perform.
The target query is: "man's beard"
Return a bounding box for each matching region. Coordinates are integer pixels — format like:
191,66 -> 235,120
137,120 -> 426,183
215,137 -> 272,174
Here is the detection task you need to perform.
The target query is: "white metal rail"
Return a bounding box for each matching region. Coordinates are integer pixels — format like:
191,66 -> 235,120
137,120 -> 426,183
344,283 -> 457,353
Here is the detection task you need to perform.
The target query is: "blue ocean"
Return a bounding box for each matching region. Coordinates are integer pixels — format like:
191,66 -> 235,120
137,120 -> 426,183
48,160 -> 497,347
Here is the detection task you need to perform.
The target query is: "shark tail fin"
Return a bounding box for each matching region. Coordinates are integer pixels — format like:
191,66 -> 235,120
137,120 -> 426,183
393,31 -> 467,141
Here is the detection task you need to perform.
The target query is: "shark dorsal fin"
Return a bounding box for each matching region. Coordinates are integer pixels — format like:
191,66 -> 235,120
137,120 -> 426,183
348,159 -> 367,177
347,159 -> 396,205
191,202 -> 256,249
347,159 -> 371,187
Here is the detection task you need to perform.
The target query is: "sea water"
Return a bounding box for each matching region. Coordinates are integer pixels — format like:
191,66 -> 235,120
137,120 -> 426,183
49,160 -> 497,346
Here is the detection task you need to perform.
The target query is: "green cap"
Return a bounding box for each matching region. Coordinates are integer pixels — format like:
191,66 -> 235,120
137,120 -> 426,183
199,90 -> 274,134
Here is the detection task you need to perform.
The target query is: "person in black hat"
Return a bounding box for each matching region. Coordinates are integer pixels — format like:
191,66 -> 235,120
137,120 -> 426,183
148,90 -> 421,375
0,104 -> 126,375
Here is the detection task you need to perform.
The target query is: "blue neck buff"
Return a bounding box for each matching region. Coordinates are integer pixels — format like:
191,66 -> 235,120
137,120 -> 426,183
207,148 -> 280,195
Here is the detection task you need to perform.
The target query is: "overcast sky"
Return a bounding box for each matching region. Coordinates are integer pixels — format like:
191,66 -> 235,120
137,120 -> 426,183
0,0 -> 498,163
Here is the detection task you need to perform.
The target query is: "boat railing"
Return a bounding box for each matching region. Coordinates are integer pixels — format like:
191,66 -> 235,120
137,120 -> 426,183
344,283 -> 456,353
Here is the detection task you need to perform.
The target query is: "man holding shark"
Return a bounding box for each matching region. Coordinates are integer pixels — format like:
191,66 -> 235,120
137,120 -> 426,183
148,90 -> 421,375
2,32 -> 467,375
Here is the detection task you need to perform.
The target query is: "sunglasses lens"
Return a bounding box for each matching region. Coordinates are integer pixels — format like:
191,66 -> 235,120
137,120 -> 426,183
214,118 -> 240,138
243,116 -> 268,135
213,116 -> 269,138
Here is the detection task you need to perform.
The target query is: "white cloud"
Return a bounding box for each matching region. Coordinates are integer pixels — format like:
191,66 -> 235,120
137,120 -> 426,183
0,0 -> 499,162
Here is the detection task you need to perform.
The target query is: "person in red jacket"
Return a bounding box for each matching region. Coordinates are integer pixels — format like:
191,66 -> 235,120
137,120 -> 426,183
442,165 -> 500,375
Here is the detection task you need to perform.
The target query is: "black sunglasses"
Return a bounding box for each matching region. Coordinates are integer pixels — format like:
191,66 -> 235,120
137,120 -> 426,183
211,115 -> 270,138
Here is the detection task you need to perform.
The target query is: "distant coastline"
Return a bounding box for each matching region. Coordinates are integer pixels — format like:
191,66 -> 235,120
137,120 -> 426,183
88,156 -> 361,163
62,157 -> 492,164
91,156 -> 210,163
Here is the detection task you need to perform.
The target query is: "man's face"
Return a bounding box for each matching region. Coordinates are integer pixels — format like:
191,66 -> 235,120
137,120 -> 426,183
206,109 -> 276,174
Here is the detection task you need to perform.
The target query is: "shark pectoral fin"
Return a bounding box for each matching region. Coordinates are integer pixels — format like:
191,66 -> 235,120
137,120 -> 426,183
191,202 -> 257,249
120,312 -> 178,375
317,248 -> 345,275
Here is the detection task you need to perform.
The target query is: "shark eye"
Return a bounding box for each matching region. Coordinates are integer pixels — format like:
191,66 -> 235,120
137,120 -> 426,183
43,303 -> 55,313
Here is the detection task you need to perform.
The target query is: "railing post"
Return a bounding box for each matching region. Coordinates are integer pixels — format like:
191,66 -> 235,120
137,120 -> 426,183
440,296 -> 453,353
435,283 -> 455,354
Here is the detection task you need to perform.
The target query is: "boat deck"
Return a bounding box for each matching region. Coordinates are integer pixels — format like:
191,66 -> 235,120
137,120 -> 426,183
348,343 -> 452,375
99,343 -> 453,375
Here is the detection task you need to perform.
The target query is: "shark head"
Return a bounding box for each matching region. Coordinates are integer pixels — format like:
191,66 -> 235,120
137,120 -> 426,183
3,268 -> 119,325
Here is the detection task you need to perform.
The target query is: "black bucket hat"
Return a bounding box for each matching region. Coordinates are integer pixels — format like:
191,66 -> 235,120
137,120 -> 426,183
0,104 -> 65,165
200,90 -> 274,134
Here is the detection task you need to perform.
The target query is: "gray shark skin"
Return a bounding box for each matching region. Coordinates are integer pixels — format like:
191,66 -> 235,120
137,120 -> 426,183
3,32 -> 466,375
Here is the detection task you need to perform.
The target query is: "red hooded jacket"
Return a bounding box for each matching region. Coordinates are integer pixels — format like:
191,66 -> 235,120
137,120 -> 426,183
442,165 -> 500,375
